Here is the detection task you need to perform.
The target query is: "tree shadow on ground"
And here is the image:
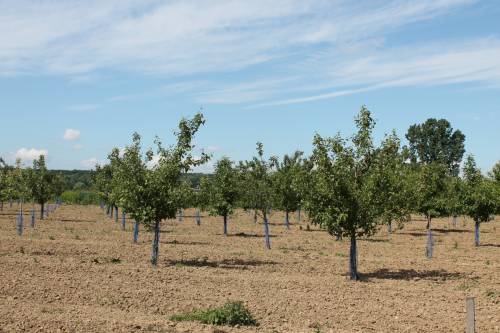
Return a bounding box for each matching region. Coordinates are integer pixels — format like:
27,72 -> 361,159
433,228 -> 472,234
226,232 -> 279,238
162,240 -> 210,246
359,238 -> 389,243
166,258 -> 277,269
60,219 -> 96,223
360,268 -> 462,282
481,243 -> 500,248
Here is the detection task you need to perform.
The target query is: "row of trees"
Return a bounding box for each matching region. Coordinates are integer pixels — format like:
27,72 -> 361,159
89,107 -> 500,279
0,155 -> 64,219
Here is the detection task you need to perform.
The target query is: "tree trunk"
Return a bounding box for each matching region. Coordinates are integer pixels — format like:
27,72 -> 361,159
133,220 -> 139,243
0,201 -> 3,211
298,208 -> 301,222
106,205 -> 110,217
110,205 -> 114,219
253,210 -> 257,224
349,233 -> 359,280
196,210 -> 201,226
387,221 -> 392,233
151,220 -> 160,266
285,211 -> 290,229
223,214 -> 228,236
40,202 -> 45,220
9,198 -> 12,207
16,212 -> 23,236
31,209 -> 35,228
114,206 -> 118,222
263,211 -> 271,249
452,215 -> 457,228
426,215 -> 433,259
121,212 -> 126,230
474,221 -> 480,247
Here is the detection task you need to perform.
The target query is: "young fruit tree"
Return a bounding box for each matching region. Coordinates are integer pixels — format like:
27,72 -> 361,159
303,106 -> 410,280
370,132 -> 413,233
462,155 -> 498,246
445,175 -> 465,228
200,157 -> 239,236
0,157 -> 8,211
93,164 -> 115,218
109,113 -> 209,266
8,159 -> 30,234
239,143 -> 276,249
29,155 -> 55,220
412,162 -> 448,258
271,151 -> 305,229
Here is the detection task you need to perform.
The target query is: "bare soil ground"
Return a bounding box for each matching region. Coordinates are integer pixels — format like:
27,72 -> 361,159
0,204 -> 499,333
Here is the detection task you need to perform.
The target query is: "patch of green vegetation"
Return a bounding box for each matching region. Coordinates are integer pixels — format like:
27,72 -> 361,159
310,322 -> 322,333
170,301 -> 258,327
335,252 -> 347,258
175,262 -> 185,268
110,258 -> 121,264
453,240 -> 458,249
48,235 -> 55,240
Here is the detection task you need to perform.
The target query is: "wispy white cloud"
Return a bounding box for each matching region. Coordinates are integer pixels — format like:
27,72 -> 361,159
254,38 -> 500,106
63,128 -> 81,141
72,144 -> 84,150
0,0 -> 475,76
14,148 -> 48,162
2,0 -> 496,107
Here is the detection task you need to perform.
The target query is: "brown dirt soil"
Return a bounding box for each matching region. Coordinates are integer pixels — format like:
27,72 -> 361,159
0,205 -> 499,333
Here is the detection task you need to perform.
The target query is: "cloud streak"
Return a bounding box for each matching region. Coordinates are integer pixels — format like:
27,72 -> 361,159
2,0 -> 498,107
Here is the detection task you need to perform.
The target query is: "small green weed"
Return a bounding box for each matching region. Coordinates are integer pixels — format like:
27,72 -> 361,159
170,301 -> 258,327
335,252 -> 347,258
48,235 -> 55,240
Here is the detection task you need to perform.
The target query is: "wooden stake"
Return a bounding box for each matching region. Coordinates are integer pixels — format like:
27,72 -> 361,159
466,297 -> 475,333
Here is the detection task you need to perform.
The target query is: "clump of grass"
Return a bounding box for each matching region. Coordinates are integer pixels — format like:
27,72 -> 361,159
335,252 -> 347,258
48,235 -> 55,240
110,258 -> 121,264
170,301 -> 258,327
453,240 -> 458,249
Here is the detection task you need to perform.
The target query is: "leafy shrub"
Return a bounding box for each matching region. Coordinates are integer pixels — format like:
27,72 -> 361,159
170,301 -> 257,326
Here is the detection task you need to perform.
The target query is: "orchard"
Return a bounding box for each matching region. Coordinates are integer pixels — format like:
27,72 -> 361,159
1,107 -> 499,332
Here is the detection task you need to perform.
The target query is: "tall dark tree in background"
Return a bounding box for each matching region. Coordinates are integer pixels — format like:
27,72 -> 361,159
406,118 -> 465,176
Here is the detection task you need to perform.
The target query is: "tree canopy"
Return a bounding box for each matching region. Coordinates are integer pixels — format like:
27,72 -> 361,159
406,118 -> 465,176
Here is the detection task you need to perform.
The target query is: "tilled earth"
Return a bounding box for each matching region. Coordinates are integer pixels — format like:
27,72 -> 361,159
0,204 -> 499,333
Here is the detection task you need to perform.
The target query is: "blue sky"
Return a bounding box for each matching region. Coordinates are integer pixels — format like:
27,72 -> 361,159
0,0 -> 499,172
